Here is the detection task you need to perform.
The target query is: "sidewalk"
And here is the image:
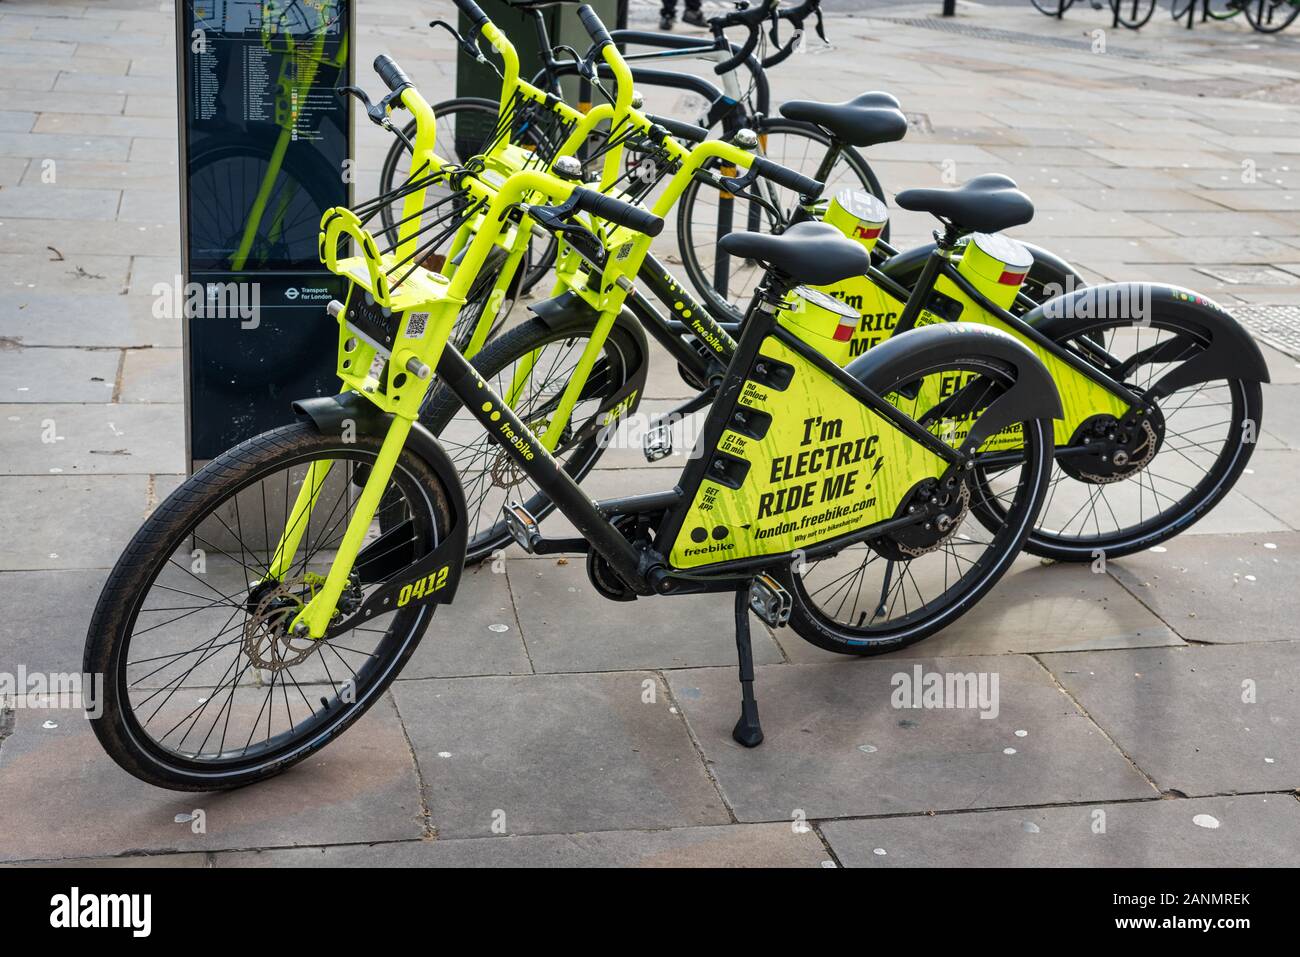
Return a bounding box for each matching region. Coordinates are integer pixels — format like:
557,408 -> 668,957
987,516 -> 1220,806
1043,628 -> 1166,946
0,0 -> 1297,866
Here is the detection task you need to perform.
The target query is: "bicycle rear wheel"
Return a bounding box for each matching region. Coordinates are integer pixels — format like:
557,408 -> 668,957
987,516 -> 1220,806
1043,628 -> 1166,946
781,355 -> 1053,656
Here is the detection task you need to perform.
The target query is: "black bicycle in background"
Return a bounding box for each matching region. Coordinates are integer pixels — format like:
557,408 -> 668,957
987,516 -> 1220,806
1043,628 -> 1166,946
1031,0 -> 1156,29
378,0 -> 888,306
1035,0 -> 1299,31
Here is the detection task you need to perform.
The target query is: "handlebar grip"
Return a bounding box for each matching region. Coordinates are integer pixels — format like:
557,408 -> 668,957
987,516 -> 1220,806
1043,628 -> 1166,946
761,38 -> 798,70
714,28 -> 759,76
749,156 -> 822,199
373,55 -> 413,94
644,113 -> 708,144
453,0 -> 490,28
577,4 -> 613,47
569,187 -> 664,237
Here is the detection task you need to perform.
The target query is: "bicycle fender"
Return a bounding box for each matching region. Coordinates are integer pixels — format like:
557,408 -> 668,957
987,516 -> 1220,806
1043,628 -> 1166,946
846,323 -> 1063,450
291,392 -> 468,612
1026,283 -> 1271,396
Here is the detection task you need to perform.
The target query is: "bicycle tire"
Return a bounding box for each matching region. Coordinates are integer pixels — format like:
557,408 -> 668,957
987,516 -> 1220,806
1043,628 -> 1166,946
84,422 -> 452,791
977,311 -> 1264,561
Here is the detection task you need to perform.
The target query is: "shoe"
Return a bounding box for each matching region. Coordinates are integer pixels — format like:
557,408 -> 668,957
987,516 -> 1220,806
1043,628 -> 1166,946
682,8 -> 706,26
660,14 -> 674,29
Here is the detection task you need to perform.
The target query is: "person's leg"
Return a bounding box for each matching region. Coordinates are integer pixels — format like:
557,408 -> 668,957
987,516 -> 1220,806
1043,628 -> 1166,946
682,0 -> 705,27
660,0 -> 677,30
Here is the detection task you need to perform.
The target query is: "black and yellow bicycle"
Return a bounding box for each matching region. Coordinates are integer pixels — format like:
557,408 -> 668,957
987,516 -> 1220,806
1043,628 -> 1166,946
84,40 -> 1061,790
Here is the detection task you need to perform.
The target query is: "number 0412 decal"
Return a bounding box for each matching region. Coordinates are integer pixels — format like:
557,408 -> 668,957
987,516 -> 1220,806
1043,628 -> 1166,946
397,566 -> 450,606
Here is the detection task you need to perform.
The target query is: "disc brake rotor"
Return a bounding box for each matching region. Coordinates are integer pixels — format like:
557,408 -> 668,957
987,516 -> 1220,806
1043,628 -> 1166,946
872,476 -> 973,560
243,577 -> 322,671
1061,407 -> 1164,485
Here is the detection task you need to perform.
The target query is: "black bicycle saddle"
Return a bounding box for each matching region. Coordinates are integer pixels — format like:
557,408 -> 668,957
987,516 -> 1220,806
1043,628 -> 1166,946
779,92 -> 908,149
718,221 -> 870,286
894,173 -> 1034,233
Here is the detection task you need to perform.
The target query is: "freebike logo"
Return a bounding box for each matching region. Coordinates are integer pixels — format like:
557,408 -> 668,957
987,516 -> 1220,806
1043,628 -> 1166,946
0,668 -> 103,718
682,523 -> 735,557
50,887 -> 151,937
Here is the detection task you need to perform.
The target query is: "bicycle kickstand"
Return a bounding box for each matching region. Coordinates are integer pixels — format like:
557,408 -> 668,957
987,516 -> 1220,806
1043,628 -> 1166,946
732,586 -> 764,748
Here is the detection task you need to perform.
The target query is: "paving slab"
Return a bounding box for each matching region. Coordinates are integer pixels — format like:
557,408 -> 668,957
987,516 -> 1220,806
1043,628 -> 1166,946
1,853 -> 208,868
667,654 -> 1155,823
0,131 -> 130,161
1234,451 -> 1300,531
390,671 -> 730,837
0,694 -> 424,863
214,822 -> 831,867
774,555 -> 1183,665
0,345 -> 119,403
0,473 -> 157,570
1261,384 -> 1300,450
1106,531 -> 1300,645
118,346 -> 182,403
1258,344 -> 1300,385
16,157 -> 176,191
821,794 -> 1300,868
507,557 -> 784,673
0,184 -> 120,221
0,218 -> 178,260
0,568 -> 108,674
1041,642 -> 1300,796
0,402 -> 183,475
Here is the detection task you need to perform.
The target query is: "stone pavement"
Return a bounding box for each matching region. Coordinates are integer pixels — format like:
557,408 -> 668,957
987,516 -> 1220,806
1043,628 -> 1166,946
0,0 -> 1298,867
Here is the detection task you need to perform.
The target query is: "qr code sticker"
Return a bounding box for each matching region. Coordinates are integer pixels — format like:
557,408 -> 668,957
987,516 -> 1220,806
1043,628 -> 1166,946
404,311 -> 429,338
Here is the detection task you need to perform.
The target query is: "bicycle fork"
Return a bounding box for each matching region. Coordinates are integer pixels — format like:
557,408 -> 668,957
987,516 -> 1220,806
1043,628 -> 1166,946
265,416 -> 416,639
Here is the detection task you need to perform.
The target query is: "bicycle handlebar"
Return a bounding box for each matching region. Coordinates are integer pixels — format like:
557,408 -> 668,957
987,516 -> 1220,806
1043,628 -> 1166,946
452,0 -> 490,30
644,113 -> 709,144
569,187 -> 664,237
373,54 -> 414,94
711,0 -> 780,74
762,0 -> 825,69
748,155 -> 821,198
577,4 -> 614,48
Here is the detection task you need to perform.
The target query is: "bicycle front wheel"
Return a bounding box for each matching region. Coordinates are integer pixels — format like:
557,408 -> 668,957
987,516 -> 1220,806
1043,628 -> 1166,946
677,117 -> 887,324
84,423 -> 453,790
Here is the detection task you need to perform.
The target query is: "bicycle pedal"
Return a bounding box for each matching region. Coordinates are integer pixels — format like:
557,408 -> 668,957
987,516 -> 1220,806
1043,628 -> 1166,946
748,573 -> 792,628
643,421 -> 673,462
502,501 -> 543,553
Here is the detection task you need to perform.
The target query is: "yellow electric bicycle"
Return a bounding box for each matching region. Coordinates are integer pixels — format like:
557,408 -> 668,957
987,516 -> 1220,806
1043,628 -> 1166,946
85,48 -> 1061,790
